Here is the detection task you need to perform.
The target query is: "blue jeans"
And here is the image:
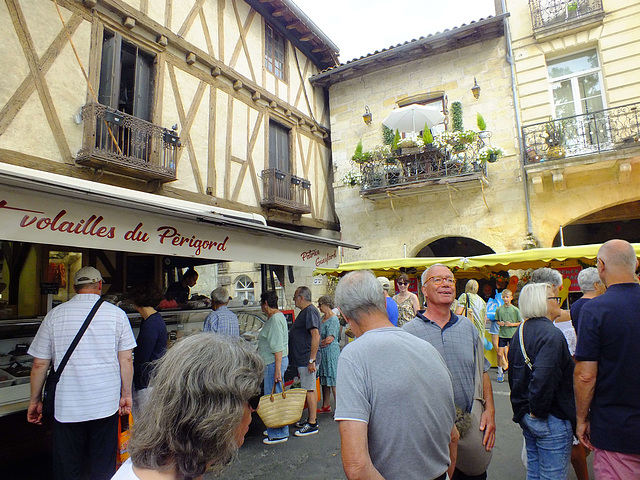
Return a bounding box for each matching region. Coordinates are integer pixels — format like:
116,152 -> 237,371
520,413 -> 572,480
264,356 -> 289,440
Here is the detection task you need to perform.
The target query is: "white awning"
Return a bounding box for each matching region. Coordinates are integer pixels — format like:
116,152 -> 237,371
0,164 -> 358,268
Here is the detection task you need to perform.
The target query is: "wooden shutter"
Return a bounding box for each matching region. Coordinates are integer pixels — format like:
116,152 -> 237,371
98,32 -> 121,109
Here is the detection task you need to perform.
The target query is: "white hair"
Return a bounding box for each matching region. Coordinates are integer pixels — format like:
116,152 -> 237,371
335,270 -> 386,324
531,268 -> 563,287
518,283 -> 551,319
577,267 -> 600,292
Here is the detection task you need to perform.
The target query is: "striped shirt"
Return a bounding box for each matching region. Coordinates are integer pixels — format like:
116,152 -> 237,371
203,305 -> 240,336
28,294 -> 136,423
403,312 -> 490,412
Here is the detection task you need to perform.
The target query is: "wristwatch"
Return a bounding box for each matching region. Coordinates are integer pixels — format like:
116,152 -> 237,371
309,359 -> 316,364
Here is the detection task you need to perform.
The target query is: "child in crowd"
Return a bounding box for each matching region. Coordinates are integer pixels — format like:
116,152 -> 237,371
495,289 -> 522,383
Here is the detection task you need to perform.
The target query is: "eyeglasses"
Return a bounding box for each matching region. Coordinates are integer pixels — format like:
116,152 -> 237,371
547,296 -> 562,305
397,281 -> 408,286
426,276 -> 456,286
248,394 -> 261,411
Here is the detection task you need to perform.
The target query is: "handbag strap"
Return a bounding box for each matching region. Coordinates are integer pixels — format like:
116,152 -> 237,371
271,380 -> 286,400
52,297 -> 105,380
472,331 -> 485,403
518,322 -> 534,371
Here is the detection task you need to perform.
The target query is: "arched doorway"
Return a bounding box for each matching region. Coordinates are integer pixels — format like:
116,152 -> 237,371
416,236 -> 495,257
552,201 -> 640,246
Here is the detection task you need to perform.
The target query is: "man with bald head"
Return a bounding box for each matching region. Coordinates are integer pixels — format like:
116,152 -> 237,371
575,239 -> 640,479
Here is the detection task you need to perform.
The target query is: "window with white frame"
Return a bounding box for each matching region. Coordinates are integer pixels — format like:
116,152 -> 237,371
234,275 -> 255,303
547,49 -> 605,119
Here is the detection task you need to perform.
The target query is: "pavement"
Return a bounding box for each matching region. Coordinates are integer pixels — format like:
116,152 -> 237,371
210,368 -> 594,479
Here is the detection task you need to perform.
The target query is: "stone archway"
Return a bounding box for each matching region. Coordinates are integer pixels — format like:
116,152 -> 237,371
416,236 -> 495,257
552,201 -> 640,246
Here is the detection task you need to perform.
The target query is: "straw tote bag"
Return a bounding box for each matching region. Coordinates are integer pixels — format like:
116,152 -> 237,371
257,381 -> 307,428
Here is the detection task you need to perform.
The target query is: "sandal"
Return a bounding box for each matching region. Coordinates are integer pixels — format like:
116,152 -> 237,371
317,406 -> 332,414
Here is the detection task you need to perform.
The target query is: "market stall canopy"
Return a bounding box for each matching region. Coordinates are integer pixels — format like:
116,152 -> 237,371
462,243 -> 640,272
314,256 -> 463,277
314,243 -> 640,278
0,164 -> 358,268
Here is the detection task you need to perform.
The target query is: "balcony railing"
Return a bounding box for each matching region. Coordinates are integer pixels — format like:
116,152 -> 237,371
261,168 -> 311,214
76,103 -> 178,182
522,103 -> 640,165
357,140 -> 489,195
529,0 -> 603,31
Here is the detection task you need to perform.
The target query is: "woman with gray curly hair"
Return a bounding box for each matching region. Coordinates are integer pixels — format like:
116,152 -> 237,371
111,333 -> 264,480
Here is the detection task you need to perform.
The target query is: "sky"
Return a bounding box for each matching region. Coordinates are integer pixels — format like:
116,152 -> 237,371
292,0 -> 498,62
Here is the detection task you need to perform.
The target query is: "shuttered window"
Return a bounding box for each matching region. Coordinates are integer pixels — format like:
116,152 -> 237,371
98,30 -> 154,121
269,121 -> 290,172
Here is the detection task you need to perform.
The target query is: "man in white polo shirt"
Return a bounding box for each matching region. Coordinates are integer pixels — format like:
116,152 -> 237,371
28,266 -> 136,480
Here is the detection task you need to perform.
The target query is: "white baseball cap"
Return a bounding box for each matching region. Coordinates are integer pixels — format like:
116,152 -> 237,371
74,266 -> 103,285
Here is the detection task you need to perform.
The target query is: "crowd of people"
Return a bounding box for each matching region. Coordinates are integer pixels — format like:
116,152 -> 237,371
26,239 -> 640,480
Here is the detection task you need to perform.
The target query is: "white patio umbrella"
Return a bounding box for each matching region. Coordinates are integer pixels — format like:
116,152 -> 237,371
382,104 -> 445,133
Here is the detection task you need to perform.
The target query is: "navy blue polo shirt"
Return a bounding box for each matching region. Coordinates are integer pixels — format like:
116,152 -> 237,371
575,283 -> 640,454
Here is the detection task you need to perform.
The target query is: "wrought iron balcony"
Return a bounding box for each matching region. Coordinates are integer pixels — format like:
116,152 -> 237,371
522,103 -> 640,165
76,103 -> 178,182
261,168 -> 311,214
357,143 -> 489,196
529,0 -> 603,33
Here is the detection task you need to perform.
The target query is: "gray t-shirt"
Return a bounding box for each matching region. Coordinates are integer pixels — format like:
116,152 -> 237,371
335,327 -> 455,480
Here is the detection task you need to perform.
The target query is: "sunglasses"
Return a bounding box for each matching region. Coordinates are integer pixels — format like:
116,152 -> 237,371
397,281 -> 408,286
248,393 -> 261,411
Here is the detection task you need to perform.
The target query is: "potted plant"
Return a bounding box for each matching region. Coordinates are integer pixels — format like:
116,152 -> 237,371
341,170 -> 362,187
477,113 -> 491,140
352,140 -> 372,164
566,1 -> 578,18
423,124 -> 435,151
543,120 -> 566,160
478,146 -> 503,164
392,129 -> 401,152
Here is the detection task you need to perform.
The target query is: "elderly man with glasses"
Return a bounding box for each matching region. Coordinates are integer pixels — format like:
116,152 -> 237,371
403,263 -> 496,480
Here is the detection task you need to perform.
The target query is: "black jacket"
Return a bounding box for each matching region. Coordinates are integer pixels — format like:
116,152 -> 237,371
508,317 -> 576,427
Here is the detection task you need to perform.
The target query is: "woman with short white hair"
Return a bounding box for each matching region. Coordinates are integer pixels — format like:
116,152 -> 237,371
508,283 -> 576,480
570,267 -> 606,333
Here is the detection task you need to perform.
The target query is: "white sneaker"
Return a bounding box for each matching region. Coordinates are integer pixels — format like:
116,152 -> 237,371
263,437 -> 288,445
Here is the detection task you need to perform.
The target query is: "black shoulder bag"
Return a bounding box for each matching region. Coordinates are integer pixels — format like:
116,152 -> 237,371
42,298 -> 105,422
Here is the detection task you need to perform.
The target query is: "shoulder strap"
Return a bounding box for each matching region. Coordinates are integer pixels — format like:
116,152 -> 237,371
518,322 -> 534,371
52,297 -> 105,380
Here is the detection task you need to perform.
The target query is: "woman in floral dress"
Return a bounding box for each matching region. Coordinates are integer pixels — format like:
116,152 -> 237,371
317,295 -> 340,413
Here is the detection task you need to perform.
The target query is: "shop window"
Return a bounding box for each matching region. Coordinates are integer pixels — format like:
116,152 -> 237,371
98,30 -> 154,122
47,251 -> 83,306
269,121 -> 290,172
234,275 -> 255,303
265,24 -> 285,80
